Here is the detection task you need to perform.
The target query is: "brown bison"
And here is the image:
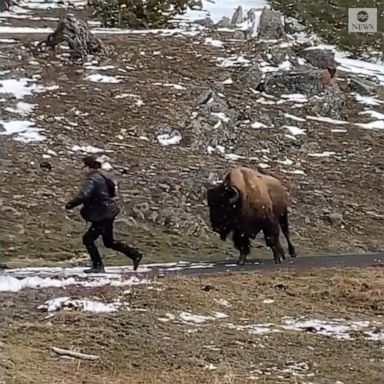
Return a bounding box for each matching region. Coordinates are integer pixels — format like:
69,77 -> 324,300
206,166 -> 296,265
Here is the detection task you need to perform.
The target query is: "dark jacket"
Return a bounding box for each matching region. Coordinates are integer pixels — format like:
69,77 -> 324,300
66,170 -> 120,222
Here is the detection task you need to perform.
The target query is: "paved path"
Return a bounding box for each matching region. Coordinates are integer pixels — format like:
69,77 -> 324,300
154,252 -> 383,278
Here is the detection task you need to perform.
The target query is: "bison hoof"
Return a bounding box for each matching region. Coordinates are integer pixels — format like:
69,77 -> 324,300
275,258 -> 282,264
237,258 -> 246,266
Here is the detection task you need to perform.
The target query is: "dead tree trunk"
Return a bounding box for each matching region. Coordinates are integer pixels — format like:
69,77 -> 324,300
35,14 -> 107,63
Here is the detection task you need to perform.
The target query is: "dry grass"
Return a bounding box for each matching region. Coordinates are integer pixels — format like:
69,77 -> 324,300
1,267 -> 383,383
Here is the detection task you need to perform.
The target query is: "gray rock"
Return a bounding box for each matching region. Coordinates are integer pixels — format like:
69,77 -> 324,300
325,212 -> 344,226
265,44 -> 295,66
231,6 -> 243,26
239,62 -> 263,89
309,83 -> 346,120
194,17 -> 214,27
262,69 -> 326,97
300,48 -> 336,69
216,16 -> 231,29
233,30 -> 246,40
284,16 -> 307,34
257,6 -> 286,40
348,77 -> 377,96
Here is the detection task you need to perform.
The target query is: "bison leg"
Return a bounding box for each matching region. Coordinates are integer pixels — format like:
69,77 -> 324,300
233,232 -> 250,266
279,209 -> 297,258
263,221 -> 285,263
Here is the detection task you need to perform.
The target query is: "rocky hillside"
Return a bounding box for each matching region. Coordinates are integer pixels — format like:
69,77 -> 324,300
0,0 -> 383,266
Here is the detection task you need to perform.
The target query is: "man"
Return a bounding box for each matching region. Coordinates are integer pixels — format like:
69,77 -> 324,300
65,156 -> 142,273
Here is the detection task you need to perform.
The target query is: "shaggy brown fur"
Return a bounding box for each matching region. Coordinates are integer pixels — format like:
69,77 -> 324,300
207,166 -> 296,265
223,166 -> 288,220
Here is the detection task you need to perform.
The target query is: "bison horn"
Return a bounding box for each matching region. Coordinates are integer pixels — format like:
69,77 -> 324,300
228,187 -> 240,204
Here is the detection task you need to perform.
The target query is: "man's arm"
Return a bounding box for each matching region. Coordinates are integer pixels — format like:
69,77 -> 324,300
65,177 -> 95,209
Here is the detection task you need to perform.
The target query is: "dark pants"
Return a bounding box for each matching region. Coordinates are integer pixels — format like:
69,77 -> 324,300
82,219 -> 140,267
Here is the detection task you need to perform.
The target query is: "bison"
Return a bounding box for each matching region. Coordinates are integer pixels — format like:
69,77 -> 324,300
206,166 -> 296,265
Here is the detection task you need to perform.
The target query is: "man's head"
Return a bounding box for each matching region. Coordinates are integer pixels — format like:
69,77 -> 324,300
82,155 -> 102,170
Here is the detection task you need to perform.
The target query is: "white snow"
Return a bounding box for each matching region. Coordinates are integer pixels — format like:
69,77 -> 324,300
176,0 -> 266,24
157,130 -> 182,146
4,101 -> 35,115
71,144 -> 105,153
0,273 -> 149,293
0,120 -> 45,142
277,158 -> 293,166
179,311 -> 227,324
226,322 -> 278,335
251,121 -> 268,128
306,115 -> 349,125
305,44 -> 384,85
359,110 -> 384,120
216,55 -> 250,67
353,94 -> 383,106
204,37 -> 223,47
212,112 -> 230,122
263,299 -> 275,304
38,296 -> 123,313
86,74 -> 121,83
225,317 -> 384,341
222,78 -> 233,85
283,125 -> 306,136
0,38 -> 18,43
84,64 -> 115,71
280,94 -> 308,103
155,83 -> 186,90
308,151 -> 336,158
284,113 -> 306,122
355,120 -> 384,130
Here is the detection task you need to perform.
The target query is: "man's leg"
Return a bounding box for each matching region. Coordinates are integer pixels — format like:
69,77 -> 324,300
101,219 -> 143,271
82,222 -> 105,273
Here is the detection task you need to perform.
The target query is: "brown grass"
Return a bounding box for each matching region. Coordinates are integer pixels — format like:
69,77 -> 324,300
1,267 -> 383,383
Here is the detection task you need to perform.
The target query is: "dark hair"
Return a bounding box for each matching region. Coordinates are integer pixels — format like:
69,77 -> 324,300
82,155 -> 101,169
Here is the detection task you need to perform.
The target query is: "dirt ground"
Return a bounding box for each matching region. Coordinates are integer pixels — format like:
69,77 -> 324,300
1,26 -> 383,267
1,267 -> 383,384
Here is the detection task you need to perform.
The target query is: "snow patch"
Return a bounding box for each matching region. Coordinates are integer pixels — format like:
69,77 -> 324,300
306,115 -> 349,125
308,151 -> 336,158
38,296 -> 123,313
0,120 -> 45,143
280,94 -> 308,103
283,125 -> 306,136
251,121 -> 268,129
355,120 -> 384,130
216,55 -> 250,67
179,311 -> 228,324
204,37 -> 223,47
71,144 -> 106,153
86,74 -> 121,83
157,130 -> 182,146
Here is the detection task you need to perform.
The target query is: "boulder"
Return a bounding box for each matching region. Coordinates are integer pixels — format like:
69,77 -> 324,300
262,69 -> 327,97
231,6 -> 243,26
347,76 -> 377,96
309,83 -> 346,120
300,48 -> 336,69
257,6 -> 286,40
216,17 -> 231,28
238,62 -> 264,89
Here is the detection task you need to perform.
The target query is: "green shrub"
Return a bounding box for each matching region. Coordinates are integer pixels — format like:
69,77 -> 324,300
88,0 -> 200,29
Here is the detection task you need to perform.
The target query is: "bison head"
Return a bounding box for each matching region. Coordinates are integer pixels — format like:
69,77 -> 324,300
206,183 -> 241,240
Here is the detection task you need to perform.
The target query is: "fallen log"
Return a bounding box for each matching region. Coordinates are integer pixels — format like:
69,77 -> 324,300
35,14 -> 107,62
51,346 -> 100,361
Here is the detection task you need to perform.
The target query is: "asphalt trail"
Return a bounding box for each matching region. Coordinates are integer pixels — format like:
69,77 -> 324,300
155,252 -> 384,278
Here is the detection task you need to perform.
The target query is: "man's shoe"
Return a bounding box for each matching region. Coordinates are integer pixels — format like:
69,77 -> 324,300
133,254 -> 142,271
84,264 -> 105,274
